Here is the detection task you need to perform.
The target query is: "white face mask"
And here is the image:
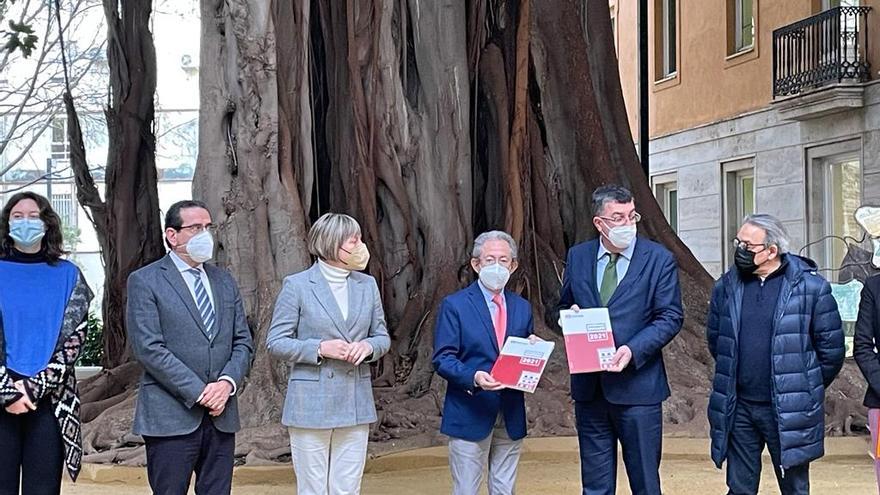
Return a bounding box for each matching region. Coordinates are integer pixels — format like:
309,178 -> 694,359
478,263 -> 510,291
604,223 -> 637,250
184,230 -> 214,263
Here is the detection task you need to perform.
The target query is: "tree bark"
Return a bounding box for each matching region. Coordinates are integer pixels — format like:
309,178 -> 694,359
99,0 -> 165,368
79,0 -> 866,463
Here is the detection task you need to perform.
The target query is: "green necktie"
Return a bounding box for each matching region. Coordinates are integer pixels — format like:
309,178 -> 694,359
599,253 -> 619,306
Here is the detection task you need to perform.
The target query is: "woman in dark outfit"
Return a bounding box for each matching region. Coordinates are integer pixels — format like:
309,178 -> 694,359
0,192 -> 93,494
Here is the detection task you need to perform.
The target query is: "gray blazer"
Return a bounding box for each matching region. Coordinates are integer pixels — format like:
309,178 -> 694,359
266,263 -> 391,429
126,254 -> 254,437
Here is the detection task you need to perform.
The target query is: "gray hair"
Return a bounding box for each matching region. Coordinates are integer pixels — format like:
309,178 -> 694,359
471,230 -> 518,259
743,213 -> 790,253
591,184 -> 634,216
307,212 -> 362,262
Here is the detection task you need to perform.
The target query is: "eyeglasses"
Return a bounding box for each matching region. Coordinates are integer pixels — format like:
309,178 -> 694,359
732,237 -> 767,253
177,223 -> 217,235
598,212 -> 641,226
479,256 -> 514,267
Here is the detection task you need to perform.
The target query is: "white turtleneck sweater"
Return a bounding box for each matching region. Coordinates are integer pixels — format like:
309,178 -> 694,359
318,259 -> 351,320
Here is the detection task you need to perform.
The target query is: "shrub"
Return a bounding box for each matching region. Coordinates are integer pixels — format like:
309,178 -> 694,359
76,311 -> 104,367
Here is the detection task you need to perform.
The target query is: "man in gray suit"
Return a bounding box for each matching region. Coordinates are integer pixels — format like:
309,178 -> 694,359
127,200 -> 253,495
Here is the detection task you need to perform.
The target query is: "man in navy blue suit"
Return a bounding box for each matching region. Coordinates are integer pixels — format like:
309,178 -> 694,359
433,230 -> 539,495
557,185 -> 683,495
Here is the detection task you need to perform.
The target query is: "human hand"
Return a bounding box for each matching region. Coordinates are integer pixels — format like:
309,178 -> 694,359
13,381 -> 35,410
605,345 -> 632,373
558,304 -> 581,327
319,339 -> 352,360
528,334 -> 545,344
198,381 -> 233,411
474,371 -> 505,391
5,398 -> 31,414
346,341 -> 374,366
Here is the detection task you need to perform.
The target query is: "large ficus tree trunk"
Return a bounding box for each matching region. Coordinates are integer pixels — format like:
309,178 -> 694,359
65,0 -> 163,369
98,0 -> 165,368
54,0 -> 164,456
78,0 -> 866,463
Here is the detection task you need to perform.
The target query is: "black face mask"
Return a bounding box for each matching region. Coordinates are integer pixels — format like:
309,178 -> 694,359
734,245 -> 760,274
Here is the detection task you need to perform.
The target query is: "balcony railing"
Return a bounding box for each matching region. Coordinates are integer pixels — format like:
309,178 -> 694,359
773,6 -> 871,98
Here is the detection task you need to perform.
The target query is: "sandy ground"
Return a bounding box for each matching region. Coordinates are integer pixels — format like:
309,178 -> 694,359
61,437 -> 878,494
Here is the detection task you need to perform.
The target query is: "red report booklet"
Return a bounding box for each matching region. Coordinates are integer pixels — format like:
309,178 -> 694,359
559,308 -> 617,373
490,337 -> 555,393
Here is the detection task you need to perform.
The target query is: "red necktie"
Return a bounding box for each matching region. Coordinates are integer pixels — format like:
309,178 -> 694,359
492,293 -> 507,348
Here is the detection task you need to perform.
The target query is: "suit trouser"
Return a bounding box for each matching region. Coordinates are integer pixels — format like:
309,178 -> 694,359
0,404 -> 64,495
289,424 -> 370,495
143,414 -> 235,495
574,395 -> 663,495
448,415 -> 523,495
725,399 -> 809,495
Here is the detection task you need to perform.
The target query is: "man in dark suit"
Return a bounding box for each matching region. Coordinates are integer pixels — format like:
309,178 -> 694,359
433,230 -> 539,495
557,184 -> 683,495
127,200 -> 254,495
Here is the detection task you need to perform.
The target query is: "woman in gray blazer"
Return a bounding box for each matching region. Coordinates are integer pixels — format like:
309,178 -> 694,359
267,213 -> 390,495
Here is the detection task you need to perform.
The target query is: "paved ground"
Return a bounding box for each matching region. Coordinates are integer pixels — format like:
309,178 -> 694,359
62,437 -> 878,494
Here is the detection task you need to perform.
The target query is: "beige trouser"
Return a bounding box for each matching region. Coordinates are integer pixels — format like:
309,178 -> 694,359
289,424 -> 370,495
448,415 -> 524,495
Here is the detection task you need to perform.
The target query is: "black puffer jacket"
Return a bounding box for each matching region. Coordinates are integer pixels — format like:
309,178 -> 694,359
706,254 -> 844,470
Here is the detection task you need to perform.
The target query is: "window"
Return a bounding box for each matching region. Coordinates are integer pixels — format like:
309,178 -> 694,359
52,192 -> 77,228
653,176 -> 679,232
728,0 -> 755,55
50,118 -> 70,161
655,0 -> 677,79
722,161 -> 756,266
809,152 -> 861,271
820,0 -> 860,10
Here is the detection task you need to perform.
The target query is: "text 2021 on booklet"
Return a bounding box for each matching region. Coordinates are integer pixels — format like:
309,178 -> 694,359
559,308 -> 616,373
490,337 -> 555,393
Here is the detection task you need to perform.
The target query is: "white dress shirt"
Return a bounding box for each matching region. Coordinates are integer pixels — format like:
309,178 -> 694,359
596,236 -> 637,289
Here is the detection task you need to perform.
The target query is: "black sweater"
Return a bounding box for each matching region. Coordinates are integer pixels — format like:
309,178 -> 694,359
737,257 -> 788,403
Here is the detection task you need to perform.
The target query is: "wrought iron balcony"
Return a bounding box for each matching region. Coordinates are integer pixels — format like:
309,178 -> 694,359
773,6 -> 872,98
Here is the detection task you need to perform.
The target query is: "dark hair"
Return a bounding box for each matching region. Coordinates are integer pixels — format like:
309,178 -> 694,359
0,191 -> 67,263
591,184 -> 633,216
164,200 -> 210,250
165,200 -> 210,230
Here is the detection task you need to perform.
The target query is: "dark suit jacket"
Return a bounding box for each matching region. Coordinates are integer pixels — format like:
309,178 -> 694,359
127,254 -> 254,436
557,236 -> 683,405
855,274 -> 880,408
432,282 -> 534,442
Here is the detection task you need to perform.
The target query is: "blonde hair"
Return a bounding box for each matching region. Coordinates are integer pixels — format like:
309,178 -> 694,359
308,213 -> 361,261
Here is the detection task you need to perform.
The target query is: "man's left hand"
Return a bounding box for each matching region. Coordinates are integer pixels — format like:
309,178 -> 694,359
606,345 -> 633,373
198,381 -> 233,411
527,334 -> 545,344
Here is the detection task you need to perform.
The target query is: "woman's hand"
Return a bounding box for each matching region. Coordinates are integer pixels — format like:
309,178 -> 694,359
5,382 -> 36,414
319,339 -> 352,360
346,341 -> 374,366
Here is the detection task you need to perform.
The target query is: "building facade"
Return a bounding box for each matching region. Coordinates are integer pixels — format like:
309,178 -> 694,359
612,0 -> 880,280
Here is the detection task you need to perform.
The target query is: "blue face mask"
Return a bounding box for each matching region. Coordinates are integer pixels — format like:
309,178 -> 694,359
8,218 -> 45,248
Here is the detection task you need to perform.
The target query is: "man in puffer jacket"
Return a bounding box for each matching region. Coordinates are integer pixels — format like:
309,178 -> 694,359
706,213 -> 844,495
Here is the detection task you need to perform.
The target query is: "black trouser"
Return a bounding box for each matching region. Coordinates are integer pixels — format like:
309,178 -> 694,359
143,414 -> 236,495
0,403 -> 64,495
575,395 -> 663,495
726,398 -> 810,495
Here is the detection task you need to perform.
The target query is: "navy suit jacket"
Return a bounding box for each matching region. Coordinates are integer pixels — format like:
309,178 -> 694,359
432,281 -> 534,442
557,236 -> 683,405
